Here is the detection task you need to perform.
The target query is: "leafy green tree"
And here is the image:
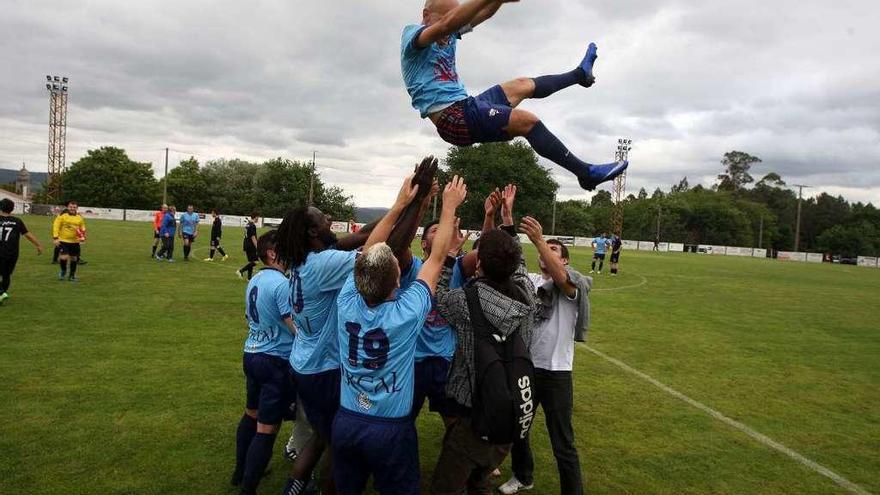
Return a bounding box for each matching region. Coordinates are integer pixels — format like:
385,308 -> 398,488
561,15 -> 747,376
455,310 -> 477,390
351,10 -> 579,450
163,157 -> 209,209
61,147 -> 159,208
443,141 -> 557,229
717,151 -> 761,192
553,200 -> 594,237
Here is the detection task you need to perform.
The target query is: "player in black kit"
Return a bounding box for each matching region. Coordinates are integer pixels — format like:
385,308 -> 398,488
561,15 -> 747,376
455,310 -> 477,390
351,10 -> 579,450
204,209 -> 229,262
0,199 -> 44,304
237,213 -> 259,280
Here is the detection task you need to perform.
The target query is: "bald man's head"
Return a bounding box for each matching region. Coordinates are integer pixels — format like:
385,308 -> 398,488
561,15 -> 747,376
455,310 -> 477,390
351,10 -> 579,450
423,0 -> 459,25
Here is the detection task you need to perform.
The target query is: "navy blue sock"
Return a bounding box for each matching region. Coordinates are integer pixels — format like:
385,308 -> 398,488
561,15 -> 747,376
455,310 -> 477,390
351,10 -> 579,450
69,260 -> 78,278
59,259 -> 67,276
241,432 -> 277,492
532,68 -> 583,99
525,121 -> 591,177
233,414 -> 257,484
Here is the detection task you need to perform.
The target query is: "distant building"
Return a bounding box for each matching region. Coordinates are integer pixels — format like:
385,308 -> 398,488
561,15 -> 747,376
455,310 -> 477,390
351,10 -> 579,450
16,165 -> 31,200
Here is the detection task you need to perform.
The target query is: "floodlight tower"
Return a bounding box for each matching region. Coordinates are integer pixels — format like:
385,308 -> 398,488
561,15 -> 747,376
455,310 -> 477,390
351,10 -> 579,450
45,75 -> 69,202
610,138 -> 632,237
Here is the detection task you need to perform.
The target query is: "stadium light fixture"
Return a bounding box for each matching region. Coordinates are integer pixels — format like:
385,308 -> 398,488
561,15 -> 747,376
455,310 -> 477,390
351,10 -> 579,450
62,77 -> 68,83
46,75 -> 52,82
46,83 -> 51,90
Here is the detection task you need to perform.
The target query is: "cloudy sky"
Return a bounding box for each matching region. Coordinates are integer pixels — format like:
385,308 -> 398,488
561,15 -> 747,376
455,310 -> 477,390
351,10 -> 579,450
1,0 -> 878,206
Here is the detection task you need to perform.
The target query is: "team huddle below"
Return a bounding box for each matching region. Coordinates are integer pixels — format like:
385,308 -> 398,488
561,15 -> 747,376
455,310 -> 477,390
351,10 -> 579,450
235,158 -> 591,495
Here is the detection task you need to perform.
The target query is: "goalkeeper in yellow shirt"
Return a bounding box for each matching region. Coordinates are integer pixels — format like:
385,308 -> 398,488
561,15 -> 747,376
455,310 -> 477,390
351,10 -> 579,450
52,200 -> 86,282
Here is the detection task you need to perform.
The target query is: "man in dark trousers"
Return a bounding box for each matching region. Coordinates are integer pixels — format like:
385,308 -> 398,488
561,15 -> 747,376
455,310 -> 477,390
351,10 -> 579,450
237,214 -> 259,280
204,209 -> 229,261
499,217 -> 590,495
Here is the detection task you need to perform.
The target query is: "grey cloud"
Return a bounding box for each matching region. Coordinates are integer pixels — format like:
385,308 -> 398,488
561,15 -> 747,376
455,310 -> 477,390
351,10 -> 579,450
1,0 -> 879,208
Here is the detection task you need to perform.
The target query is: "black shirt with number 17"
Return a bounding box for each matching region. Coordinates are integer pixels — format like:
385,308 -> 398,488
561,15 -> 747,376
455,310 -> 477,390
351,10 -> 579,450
0,216 -> 28,258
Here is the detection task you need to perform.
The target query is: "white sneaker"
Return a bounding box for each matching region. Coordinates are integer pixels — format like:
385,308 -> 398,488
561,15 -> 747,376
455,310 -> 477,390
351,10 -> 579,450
589,270 -> 595,274
597,271 -> 602,275
498,476 -> 534,494
236,270 -> 243,279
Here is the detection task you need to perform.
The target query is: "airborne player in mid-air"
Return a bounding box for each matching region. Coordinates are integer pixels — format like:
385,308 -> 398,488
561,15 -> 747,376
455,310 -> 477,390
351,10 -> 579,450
401,0 -> 629,191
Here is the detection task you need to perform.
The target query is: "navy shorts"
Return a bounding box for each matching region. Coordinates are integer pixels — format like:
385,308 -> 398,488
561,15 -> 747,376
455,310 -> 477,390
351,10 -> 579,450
154,230 -> 160,239
332,408 -> 420,495
435,85 -> 513,146
412,356 -> 454,419
58,242 -> 81,257
463,85 -> 514,144
210,238 -> 221,247
182,233 -> 196,242
610,252 -> 620,263
593,253 -> 606,260
294,368 -> 341,438
244,352 -> 296,425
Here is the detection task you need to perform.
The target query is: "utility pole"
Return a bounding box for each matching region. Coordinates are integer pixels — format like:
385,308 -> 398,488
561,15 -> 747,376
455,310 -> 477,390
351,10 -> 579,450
655,205 -> 661,242
758,216 -> 764,249
308,150 -> 317,206
162,147 -> 169,204
793,184 -> 809,252
45,75 -> 69,203
551,192 -> 557,235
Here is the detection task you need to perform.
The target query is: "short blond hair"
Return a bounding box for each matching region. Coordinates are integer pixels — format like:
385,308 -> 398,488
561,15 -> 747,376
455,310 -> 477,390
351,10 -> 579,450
355,243 -> 399,305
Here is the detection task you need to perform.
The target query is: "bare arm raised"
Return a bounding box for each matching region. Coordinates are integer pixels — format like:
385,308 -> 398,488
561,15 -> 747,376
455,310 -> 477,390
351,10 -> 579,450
416,0 -> 515,48
417,176 -> 468,292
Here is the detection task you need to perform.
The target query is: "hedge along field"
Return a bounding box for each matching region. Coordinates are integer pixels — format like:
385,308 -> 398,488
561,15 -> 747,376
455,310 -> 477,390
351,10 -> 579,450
1,216 -> 878,494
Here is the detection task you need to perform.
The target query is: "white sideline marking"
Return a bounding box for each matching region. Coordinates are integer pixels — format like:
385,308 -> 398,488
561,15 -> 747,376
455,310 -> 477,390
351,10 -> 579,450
579,343 -> 873,495
592,273 -> 648,292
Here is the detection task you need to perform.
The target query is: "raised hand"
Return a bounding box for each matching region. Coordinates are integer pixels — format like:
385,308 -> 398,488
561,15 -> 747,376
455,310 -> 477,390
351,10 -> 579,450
394,173 -> 419,209
449,217 -> 473,256
518,215 -> 544,243
501,183 -> 517,225
443,175 -> 468,211
484,188 -> 501,217
412,156 -> 439,200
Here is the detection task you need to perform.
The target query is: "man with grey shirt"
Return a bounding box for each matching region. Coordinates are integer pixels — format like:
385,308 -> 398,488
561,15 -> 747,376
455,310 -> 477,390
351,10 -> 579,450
429,185 -> 537,495
499,216 -> 590,495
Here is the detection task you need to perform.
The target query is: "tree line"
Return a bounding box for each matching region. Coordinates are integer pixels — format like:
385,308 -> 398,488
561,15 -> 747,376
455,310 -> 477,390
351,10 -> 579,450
442,145 -> 880,257
35,146 -> 355,220
34,144 -> 880,257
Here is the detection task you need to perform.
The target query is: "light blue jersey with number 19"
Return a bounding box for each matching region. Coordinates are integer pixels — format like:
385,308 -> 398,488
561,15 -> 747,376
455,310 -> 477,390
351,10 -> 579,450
337,273 -> 433,418
288,249 -> 358,374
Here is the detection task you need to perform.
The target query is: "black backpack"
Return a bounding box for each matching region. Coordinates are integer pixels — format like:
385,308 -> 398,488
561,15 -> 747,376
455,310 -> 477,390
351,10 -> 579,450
465,284 -> 536,444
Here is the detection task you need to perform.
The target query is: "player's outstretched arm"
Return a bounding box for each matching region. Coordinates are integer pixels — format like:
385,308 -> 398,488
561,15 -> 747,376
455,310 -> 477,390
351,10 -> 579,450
471,0 -> 515,28
520,216 -> 576,297
386,156 -> 438,268
418,176 -> 467,292
334,219 -> 378,251
363,174 -> 419,253
417,0 -> 500,48
24,232 -> 44,255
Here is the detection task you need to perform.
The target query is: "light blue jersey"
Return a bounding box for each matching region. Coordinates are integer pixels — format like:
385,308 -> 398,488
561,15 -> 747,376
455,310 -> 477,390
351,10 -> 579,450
244,268 -> 294,358
592,236 -> 611,255
180,212 -> 199,235
288,249 -> 358,374
337,273 -> 433,418
401,257 -> 463,361
401,24 -> 470,118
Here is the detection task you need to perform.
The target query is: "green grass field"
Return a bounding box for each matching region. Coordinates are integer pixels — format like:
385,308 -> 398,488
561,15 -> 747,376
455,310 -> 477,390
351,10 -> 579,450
1,216 -> 878,495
